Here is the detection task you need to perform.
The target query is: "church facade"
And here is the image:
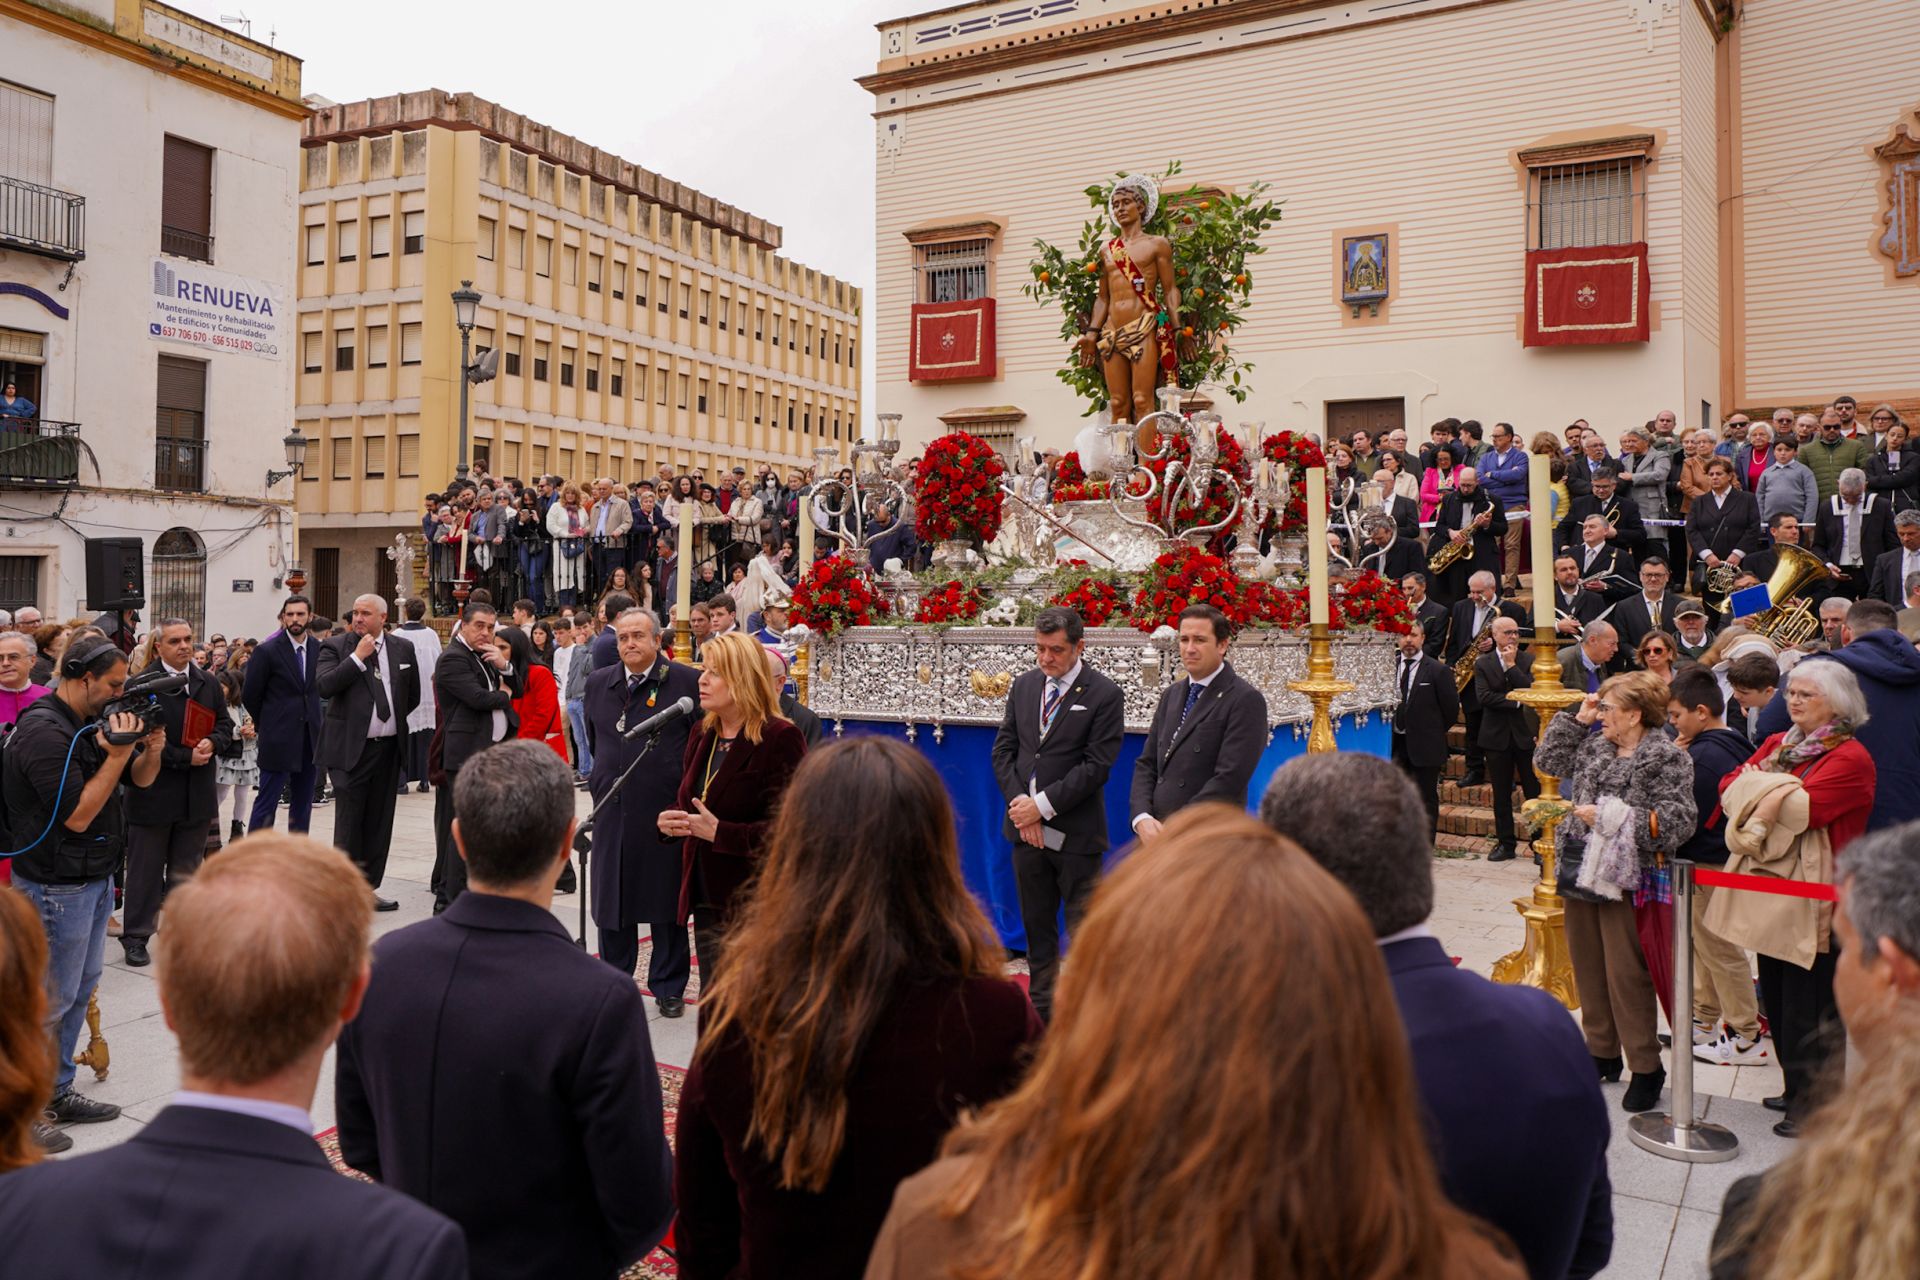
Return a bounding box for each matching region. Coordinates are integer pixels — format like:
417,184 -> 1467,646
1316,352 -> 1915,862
862,0 -> 1919,453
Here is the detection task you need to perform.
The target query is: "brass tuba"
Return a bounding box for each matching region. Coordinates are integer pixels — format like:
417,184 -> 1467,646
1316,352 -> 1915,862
1744,543 -> 1828,648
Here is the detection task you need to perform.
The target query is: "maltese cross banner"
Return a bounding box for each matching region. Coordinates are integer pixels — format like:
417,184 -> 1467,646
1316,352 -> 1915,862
1523,242 -> 1650,347
909,297 -> 997,382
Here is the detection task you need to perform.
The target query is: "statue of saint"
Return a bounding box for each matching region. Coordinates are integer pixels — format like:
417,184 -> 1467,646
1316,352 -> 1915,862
1075,174 -> 1180,425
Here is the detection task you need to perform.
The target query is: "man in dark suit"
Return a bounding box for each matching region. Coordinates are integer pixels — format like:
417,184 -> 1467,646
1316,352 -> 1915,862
765,646 -> 824,746
582,606 -> 700,1013
429,602 -> 525,910
1128,603 -> 1269,838
1430,466 -> 1506,607
1684,456 -> 1762,601
1811,472 -> 1897,603
121,617 -> 233,967
1354,510 -> 1426,584
1563,433 -> 1612,503
336,742 -> 674,1280
1612,557 -> 1698,652
1388,625 -> 1459,844
1555,465 -> 1649,567
1869,510 -> 1920,605
1565,514 -> 1639,603
317,594 -> 420,911
1551,554 -> 1609,641
990,606 -> 1125,1021
1473,617 -> 1541,863
1445,571 -> 1529,787
1260,755 -> 1613,1280
0,835 -> 468,1278
1401,571 -> 1449,659
242,595 -> 324,833
1369,468 -> 1423,543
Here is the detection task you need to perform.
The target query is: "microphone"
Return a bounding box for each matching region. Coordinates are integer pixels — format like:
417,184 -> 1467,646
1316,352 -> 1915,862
622,695 -> 696,740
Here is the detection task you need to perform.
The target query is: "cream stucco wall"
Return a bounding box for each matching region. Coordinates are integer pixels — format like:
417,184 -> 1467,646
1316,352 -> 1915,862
872,0 -> 1730,452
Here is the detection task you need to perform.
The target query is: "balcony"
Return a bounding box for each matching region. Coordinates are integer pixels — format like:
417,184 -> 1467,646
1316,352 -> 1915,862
0,420 -> 82,488
161,224 -> 214,263
155,436 -> 207,493
0,175 -> 86,262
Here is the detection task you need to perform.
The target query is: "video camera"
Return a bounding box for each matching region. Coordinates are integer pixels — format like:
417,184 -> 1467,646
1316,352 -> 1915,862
99,667 -> 188,745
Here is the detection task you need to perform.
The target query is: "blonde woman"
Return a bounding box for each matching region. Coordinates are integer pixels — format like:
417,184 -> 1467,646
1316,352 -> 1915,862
545,481 -> 590,607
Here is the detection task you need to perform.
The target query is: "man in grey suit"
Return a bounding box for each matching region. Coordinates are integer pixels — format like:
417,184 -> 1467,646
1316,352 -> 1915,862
1128,603 -> 1269,838
990,606 -> 1125,1021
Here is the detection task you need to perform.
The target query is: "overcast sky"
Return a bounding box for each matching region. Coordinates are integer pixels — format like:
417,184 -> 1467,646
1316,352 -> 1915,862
178,0 -> 898,290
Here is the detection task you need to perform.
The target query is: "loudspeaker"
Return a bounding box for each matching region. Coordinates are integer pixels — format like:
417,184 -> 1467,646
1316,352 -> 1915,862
84,537 -> 145,611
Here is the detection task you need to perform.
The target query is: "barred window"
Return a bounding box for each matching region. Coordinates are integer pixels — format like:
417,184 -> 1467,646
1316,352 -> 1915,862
1528,157 -> 1643,250
914,237 -> 991,304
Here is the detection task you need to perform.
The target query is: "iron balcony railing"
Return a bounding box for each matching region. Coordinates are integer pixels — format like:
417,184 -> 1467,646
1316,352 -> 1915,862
155,435 -> 208,493
0,419 -> 82,487
0,174 -> 86,262
161,224 -> 214,263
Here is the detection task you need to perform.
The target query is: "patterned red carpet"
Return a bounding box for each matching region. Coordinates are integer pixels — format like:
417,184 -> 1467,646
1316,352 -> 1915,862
316,1065 -> 686,1278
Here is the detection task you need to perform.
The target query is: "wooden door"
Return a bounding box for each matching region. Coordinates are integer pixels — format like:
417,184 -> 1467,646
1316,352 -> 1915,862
1326,398 -> 1406,448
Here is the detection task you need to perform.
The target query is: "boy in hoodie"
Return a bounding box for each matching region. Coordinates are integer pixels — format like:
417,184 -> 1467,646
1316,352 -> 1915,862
1668,668 -> 1769,1066
1755,597 -> 1920,831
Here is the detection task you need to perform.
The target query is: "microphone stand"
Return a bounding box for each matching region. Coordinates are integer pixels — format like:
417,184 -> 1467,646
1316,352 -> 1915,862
570,726 -> 667,950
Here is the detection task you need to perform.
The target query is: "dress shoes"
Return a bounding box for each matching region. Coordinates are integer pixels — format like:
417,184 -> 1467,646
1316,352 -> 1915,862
1593,1054 -> 1624,1083
373,895 -> 399,912
122,939 -> 151,967
1622,1066 -> 1666,1113
1762,1094 -> 1787,1113
416,782 -> 430,794
1487,844 -> 1517,863
657,996 -> 685,1019
1772,1118 -> 1801,1138
1460,769 -> 1488,788
555,862 -> 578,895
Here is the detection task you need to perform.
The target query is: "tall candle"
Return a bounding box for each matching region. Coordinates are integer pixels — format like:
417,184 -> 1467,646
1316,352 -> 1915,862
1528,452 -> 1553,635
458,527 -> 469,581
675,499 -> 694,630
797,492 -> 816,574
1306,465 -> 1330,626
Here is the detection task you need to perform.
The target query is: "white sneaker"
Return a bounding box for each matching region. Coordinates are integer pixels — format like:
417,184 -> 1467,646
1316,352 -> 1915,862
1693,1033 -> 1769,1066
1691,1021 -> 1720,1047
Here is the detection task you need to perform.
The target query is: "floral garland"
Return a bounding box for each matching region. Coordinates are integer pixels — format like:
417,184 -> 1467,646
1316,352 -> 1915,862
914,432 -> 1007,544
1240,580 -> 1306,630
1142,425 -> 1250,548
790,554 -> 890,636
1260,431 -> 1326,536
1050,451 -> 1112,503
1128,545 -> 1244,633
1329,570 -> 1415,634
1048,575 -> 1127,628
913,579 -> 985,626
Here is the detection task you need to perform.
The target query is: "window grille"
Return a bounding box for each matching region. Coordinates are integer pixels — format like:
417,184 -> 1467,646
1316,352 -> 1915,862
915,238 -> 991,303
1529,158 -> 1642,250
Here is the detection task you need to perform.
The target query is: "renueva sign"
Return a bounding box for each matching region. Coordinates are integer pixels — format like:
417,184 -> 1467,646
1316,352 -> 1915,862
150,258 -> 287,360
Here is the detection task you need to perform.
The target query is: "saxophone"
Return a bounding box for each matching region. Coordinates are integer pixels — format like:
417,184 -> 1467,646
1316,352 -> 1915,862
1453,612 -> 1496,693
1428,501 -> 1486,576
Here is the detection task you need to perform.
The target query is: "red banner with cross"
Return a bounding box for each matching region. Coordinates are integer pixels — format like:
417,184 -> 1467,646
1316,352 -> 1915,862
1523,242 -> 1650,347
909,297 -> 997,382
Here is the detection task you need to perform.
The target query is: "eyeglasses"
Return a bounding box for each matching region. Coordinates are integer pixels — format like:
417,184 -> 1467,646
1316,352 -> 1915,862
1596,701 -> 1620,713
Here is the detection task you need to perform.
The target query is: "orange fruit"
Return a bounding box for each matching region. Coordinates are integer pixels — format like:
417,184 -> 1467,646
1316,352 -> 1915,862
1182,326 -> 1194,337
1234,274 -> 1247,285
1192,287 -> 1204,299
1039,270 -> 1050,283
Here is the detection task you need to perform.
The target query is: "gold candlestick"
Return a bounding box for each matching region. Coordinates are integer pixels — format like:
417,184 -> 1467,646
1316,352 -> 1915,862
1286,622 -> 1355,755
1491,626 -> 1584,1008
794,641 -> 811,706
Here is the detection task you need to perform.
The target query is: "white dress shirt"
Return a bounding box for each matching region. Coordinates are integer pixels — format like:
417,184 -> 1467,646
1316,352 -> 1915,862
349,637 -> 398,738
1131,665 -> 1220,830
1031,658 -> 1083,822
172,1090 -> 312,1134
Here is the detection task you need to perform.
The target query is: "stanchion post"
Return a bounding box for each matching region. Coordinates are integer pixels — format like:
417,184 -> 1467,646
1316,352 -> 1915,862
1628,859 -> 1740,1163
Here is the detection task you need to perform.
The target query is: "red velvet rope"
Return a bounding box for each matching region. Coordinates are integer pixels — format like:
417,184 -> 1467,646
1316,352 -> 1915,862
1693,867 -> 1838,902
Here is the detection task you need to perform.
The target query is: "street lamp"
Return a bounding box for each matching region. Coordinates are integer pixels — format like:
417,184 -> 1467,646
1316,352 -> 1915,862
266,426 -> 308,487
451,279 -> 481,482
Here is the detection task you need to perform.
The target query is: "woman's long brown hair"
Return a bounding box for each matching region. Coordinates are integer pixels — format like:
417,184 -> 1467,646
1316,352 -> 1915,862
0,888 -> 52,1172
939,804 -> 1476,1280
696,736 -> 1005,1191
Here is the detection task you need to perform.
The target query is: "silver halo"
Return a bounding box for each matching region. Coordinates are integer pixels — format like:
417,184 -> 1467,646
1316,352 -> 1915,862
1107,173 -> 1159,230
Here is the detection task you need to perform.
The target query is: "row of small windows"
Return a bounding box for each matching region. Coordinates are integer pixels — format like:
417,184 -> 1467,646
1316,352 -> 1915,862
302,324 -> 422,373
304,212 -> 425,265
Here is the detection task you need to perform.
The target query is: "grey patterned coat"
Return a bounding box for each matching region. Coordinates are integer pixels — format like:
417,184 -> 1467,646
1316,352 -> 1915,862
1534,712 -> 1697,904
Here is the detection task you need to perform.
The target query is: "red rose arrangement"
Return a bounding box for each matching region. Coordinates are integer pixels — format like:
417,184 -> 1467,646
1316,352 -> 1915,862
913,579 -> 985,625
1261,431 -> 1327,536
1330,569 -> 1415,634
1142,425 -> 1250,549
914,432 -> 1007,544
1049,451 -> 1111,503
1129,545 -> 1245,633
1240,580 -> 1306,629
790,554 -> 891,636
1048,575 -> 1127,628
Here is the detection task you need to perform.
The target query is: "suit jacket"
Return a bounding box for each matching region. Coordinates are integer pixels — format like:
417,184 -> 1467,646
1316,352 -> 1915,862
1382,492 -> 1422,544
1554,586 -> 1608,629
433,635 -> 526,775
1555,492 -> 1649,564
1872,546 -> 1920,607
1563,452 -> 1612,502
335,893 -> 673,1280
125,662 -> 234,826
779,691 -> 823,746
1390,652 -> 1459,768
1685,488 -> 1762,565
583,657 -> 702,928
1565,542 -> 1637,602
1384,936 -> 1614,1280
589,496 -> 634,547
1474,649 -> 1539,751
1865,447 -> 1920,510
1128,661 -> 1270,823
0,1104 -> 466,1279
990,664 -> 1125,856
1613,593 -> 1698,650
241,629 -> 323,774
1414,597 -> 1450,659
1430,488 -> 1507,580
316,631 -> 421,772
1811,493 -> 1896,570
674,717 -> 809,922
1560,643 -> 1627,694
1361,534 -> 1428,586
1444,598 -> 1529,707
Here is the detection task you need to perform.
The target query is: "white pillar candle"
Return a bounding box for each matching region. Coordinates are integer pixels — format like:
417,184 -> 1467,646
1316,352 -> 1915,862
1306,466 -> 1330,626
1529,452 -> 1554,634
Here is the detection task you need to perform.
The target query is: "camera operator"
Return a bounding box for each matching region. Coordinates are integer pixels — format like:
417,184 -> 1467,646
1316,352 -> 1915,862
2,635 -> 164,1134
122,618 -> 232,967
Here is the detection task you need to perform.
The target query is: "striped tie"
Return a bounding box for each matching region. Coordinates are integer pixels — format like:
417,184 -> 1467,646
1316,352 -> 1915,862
1040,681 -> 1064,734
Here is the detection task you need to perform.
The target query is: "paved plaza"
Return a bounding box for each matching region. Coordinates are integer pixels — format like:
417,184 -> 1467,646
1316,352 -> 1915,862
56,789 -> 1786,1279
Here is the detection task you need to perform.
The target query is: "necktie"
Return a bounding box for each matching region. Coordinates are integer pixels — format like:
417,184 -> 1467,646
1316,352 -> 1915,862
1586,663 -> 1600,695
1399,658 -> 1416,705
296,641 -> 306,685
367,643 -> 391,721
1178,681 -> 1204,727
1040,681 -> 1064,734
1649,598 -> 1661,630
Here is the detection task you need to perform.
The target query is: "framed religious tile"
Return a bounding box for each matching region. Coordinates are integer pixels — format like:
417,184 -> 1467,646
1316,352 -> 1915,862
1341,233 -> 1390,305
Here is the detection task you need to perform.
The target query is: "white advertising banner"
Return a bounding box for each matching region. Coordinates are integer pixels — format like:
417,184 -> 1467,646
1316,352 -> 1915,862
149,258 -> 287,360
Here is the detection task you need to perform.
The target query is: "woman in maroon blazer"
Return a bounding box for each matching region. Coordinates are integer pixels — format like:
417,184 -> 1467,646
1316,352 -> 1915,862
674,736 -> 1041,1280
658,631 -> 807,979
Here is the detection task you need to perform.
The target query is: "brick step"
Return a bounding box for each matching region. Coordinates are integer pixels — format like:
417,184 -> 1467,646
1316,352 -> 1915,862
1440,780 -> 1528,808
1434,833 -> 1498,859
1438,802 -> 1499,838
1447,725 -> 1468,751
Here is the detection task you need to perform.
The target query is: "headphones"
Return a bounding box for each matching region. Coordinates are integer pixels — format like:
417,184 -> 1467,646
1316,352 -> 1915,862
61,636 -> 123,681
